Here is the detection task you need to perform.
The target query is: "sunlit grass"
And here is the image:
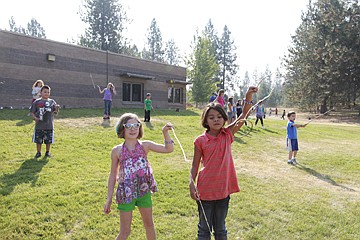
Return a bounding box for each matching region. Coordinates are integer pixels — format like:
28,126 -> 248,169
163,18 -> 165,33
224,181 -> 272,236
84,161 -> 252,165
0,108 -> 359,239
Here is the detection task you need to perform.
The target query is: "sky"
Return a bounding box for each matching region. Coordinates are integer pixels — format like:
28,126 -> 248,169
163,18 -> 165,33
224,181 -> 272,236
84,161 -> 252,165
0,0 -> 310,79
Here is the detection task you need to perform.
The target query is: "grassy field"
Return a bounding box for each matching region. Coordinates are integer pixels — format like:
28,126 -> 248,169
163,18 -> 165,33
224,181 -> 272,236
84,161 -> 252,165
0,108 -> 359,240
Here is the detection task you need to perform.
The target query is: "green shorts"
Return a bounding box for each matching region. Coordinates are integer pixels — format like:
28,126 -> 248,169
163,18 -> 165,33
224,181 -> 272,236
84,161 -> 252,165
117,192 -> 152,212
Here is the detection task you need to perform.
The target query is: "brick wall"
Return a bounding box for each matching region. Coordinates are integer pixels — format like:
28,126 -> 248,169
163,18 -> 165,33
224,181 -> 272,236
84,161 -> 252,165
0,30 -> 187,109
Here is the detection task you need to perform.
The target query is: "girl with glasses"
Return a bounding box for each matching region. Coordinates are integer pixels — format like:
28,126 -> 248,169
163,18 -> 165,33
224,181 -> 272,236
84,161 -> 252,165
104,113 -> 174,240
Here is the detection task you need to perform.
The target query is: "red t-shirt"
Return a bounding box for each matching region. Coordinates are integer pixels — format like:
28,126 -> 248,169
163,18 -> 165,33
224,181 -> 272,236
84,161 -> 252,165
194,128 -> 240,200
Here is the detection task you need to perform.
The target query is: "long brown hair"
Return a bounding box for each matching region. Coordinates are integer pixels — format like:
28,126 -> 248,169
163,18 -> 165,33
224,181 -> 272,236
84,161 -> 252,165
201,102 -> 228,131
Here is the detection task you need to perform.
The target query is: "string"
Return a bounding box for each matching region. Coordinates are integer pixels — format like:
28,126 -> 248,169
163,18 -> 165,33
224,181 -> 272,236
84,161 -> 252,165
90,73 -> 96,89
305,108 -> 334,125
171,128 -> 191,162
171,127 -> 213,234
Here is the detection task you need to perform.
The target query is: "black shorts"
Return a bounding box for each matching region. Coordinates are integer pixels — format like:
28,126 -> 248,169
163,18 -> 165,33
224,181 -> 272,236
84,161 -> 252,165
32,129 -> 54,144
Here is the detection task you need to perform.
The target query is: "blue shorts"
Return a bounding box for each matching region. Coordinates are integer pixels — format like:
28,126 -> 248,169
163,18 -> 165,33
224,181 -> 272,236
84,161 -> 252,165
286,138 -> 299,151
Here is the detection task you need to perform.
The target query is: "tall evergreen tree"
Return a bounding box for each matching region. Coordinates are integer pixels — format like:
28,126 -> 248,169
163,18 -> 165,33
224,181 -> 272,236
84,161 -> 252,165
284,0 -> 360,110
187,34 -> 219,105
79,0 -> 129,53
142,18 -> 164,62
218,25 -> 238,92
164,39 -> 181,65
27,18 -> 46,38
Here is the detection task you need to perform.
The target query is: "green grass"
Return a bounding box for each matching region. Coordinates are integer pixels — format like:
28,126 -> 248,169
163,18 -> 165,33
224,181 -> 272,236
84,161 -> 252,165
0,108 -> 359,240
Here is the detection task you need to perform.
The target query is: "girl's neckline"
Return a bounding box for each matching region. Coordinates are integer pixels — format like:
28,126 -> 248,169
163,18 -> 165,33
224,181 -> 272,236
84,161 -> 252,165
123,140 -> 139,152
206,129 -> 222,137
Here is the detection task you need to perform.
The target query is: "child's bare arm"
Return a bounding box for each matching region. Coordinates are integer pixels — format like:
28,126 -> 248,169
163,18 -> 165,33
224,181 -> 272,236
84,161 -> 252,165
143,123 -> 174,153
189,146 -> 201,200
293,123 -> 307,128
104,147 -> 120,214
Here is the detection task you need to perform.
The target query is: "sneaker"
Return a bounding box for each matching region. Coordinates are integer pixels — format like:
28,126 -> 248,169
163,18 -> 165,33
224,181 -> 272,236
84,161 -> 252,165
35,152 -> 41,158
287,159 -> 293,164
292,158 -> 297,165
262,126 -> 265,129
45,152 -> 51,157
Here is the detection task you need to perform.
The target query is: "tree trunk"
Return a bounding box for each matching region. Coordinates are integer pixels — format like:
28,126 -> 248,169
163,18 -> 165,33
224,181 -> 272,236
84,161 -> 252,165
320,96 -> 328,114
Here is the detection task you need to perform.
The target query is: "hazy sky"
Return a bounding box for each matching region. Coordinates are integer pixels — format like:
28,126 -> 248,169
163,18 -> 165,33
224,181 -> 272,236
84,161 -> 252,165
0,0 -> 309,78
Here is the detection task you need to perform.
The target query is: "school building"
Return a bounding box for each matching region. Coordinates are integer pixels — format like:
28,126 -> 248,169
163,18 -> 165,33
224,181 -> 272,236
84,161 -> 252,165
0,30 -> 187,109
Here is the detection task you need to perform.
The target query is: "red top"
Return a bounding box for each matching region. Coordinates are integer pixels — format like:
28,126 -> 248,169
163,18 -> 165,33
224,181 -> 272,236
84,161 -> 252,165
194,128 -> 240,200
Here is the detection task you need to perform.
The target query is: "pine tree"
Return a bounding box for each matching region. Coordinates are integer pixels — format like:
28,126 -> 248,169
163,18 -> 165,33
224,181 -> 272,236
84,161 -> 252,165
79,0 -> 129,53
284,0 -> 360,110
218,25 -> 238,92
187,34 -> 219,105
142,18 -> 164,62
27,18 -> 46,38
164,39 -> 181,65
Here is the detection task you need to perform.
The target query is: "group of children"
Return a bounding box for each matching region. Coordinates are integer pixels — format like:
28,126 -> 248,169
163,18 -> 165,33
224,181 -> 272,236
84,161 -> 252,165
29,80 -> 307,239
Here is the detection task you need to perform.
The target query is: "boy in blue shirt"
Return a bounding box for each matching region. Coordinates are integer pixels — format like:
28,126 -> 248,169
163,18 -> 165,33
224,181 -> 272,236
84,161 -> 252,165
286,111 -> 308,165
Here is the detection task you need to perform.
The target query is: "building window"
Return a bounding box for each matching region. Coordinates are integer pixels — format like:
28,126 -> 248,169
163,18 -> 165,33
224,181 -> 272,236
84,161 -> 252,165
123,83 -> 143,102
168,87 -> 183,103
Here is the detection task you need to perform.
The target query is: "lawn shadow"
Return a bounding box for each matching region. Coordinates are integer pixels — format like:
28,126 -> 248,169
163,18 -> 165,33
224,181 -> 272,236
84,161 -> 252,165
15,117 -> 33,126
101,118 -> 111,128
296,163 -> 355,192
0,157 -> 49,196
263,128 -> 280,134
234,135 -> 247,144
144,121 -> 154,130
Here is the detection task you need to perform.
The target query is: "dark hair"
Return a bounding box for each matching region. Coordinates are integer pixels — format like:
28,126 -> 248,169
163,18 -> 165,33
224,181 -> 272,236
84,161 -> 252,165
218,89 -> 225,95
40,85 -> 51,92
287,111 -> 296,117
116,113 -> 144,139
201,102 -> 227,130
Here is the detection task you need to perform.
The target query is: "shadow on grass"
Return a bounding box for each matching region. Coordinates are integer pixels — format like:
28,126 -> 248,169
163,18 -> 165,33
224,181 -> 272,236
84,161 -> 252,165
0,157 -> 49,196
101,118 -> 111,128
144,121 -> 154,130
296,163 -> 355,192
15,117 -> 33,126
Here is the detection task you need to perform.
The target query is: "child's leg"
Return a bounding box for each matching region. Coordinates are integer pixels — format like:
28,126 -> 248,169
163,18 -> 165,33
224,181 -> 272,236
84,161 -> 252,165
148,110 -> 151,122
108,101 -> 112,116
213,196 -> 230,239
139,207 -> 156,240
293,150 -> 298,158
37,143 -> 42,153
260,117 -> 264,126
255,117 -> 259,125
46,143 -> 51,152
197,200 -> 214,240
288,151 -> 293,160
117,211 -> 133,240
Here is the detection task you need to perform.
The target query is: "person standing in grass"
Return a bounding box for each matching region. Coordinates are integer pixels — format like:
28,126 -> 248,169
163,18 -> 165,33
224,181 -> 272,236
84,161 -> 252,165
214,89 -> 225,108
255,103 -> 265,129
30,85 -> 60,158
97,82 -> 116,119
144,93 -> 153,122
104,113 -> 174,240
286,111 -> 308,165
31,79 -> 44,103
189,86 -> 258,240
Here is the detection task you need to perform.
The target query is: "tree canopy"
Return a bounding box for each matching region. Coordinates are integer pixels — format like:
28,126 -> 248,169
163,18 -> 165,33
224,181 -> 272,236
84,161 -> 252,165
283,0 -> 360,111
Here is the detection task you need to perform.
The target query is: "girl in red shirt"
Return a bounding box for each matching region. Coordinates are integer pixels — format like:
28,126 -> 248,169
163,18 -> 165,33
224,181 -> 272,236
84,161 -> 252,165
190,86 -> 258,240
